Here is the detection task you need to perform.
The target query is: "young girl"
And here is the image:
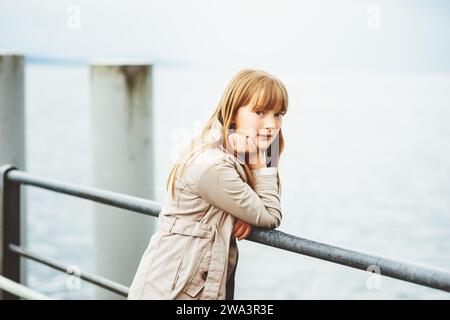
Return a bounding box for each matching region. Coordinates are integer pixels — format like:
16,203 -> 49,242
128,69 -> 288,300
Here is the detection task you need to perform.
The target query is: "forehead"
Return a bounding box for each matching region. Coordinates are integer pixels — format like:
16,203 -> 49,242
248,88 -> 286,113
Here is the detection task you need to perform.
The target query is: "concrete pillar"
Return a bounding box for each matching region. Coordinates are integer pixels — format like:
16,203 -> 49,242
90,64 -> 155,299
0,54 -> 25,172
0,53 -> 26,297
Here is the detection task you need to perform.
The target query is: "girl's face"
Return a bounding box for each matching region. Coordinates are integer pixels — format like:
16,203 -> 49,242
232,97 -> 284,151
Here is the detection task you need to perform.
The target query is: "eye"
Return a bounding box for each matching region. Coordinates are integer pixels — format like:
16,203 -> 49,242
275,112 -> 284,118
255,110 -> 264,116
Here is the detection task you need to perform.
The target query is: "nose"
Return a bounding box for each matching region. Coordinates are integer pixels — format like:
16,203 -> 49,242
264,116 -> 276,131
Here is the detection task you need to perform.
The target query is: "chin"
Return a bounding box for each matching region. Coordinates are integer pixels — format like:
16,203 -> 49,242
257,140 -> 272,150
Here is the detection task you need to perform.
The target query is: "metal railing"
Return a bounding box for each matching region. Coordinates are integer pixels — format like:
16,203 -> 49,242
1,164 -> 450,300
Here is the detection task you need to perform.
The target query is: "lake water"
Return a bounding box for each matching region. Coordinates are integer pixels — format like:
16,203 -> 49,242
23,64 -> 450,299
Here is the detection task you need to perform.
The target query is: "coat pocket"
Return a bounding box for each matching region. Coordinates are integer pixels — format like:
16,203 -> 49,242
183,244 -> 212,298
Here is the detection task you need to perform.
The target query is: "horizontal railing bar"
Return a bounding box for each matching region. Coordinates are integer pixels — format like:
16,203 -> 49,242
9,244 -> 129,297
4,168 -> 450,294
7,170 -> 161,218
247,228 -> 450,293
0,275 -> 53,300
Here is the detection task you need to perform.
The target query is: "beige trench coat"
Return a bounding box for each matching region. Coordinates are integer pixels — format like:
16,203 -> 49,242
127,119 -> 282,300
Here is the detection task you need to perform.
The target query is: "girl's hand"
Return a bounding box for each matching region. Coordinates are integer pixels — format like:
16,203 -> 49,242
227,131 -> 258,155
232,218 -> 253,241
226,131 -> 266,169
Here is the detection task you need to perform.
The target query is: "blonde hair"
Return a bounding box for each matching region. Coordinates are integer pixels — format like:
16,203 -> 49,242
166,68 -> 289,198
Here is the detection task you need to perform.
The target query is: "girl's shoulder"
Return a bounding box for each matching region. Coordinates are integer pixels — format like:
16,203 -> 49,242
182,146 -> 238,184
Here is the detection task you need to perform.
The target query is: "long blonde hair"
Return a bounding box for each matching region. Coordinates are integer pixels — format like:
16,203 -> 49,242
166,69 -> 289,198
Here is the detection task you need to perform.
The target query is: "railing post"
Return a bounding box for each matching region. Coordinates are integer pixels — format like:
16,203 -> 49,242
1,53 -> 26,300
0,165 -> 20,300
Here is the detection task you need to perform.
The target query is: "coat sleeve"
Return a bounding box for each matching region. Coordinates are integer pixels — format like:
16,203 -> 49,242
195,160 -> 282,228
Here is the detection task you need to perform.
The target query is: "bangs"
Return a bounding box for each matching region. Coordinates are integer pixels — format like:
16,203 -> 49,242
249,78 -> 288,114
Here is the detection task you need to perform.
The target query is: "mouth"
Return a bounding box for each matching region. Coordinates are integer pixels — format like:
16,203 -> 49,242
258,134 -> 273,140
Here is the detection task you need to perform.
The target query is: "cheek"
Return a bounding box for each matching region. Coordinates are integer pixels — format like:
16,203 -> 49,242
236,116 -> 259,136
276,118 -> 283,128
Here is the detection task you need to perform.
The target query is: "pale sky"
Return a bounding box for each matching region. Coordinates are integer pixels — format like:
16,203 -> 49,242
0,0 -> 449,72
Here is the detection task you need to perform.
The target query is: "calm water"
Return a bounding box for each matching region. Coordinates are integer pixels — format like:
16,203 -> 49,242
24,64 -> 450,299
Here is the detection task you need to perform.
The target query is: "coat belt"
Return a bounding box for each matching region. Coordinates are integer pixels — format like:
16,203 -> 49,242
158,214 -> 227,300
